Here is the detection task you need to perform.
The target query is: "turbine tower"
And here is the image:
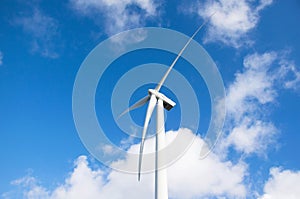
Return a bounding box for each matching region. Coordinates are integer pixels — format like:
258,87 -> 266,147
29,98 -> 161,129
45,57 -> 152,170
119,17 -> 213,199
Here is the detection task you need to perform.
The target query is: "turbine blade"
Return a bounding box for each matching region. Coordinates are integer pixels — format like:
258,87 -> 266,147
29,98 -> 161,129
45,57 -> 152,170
155,12 -> 216,91
138,94 -> 157,181
118,96 -> 150,118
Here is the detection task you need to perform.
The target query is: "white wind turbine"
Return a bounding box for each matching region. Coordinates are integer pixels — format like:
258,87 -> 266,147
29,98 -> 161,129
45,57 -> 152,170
119,16 -> 214,199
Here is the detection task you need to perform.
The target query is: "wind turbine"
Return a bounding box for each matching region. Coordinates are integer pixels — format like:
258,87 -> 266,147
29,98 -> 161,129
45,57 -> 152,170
119,16 -> 214,199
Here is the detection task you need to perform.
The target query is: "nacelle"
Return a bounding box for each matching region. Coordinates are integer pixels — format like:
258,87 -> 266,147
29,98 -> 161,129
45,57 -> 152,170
148,89 -> 176,111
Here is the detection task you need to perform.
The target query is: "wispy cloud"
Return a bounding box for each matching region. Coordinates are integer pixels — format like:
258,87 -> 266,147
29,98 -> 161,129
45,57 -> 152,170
4,129 -> 247,199
259,167 -> 300,198
70,0 -> 160,36
276,58 -> 300,90
188,0 -> 273,48
14,8 -> 61,58
0,51 -> 3,65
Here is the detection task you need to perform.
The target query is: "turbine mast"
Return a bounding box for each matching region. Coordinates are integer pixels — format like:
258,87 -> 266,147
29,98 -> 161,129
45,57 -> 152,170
155,98 -> 168,199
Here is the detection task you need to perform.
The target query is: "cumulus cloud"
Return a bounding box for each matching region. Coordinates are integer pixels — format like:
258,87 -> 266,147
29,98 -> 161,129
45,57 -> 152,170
14,8 -> 60,58
226,52 -> 277,120
4,129 -> 247,199
259,167 -> 300,199
70,0 -> 160,35
226,118 -> 277,155
222,51 -> 299,155
191,0 -> 273,47
166,130 -> 246,198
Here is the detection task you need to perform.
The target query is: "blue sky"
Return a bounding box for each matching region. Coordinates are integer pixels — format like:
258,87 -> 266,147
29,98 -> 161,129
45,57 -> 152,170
1,0 -> 300,198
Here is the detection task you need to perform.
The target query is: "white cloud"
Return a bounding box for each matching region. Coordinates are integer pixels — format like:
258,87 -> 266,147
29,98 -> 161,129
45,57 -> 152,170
223,51 -> 299,155
192,0 -> 273,47
166,130 -> 246,198
226,52 -> 277,121
277,59 -> 300,90
224,52 -> 278,155
0,51 -> 3,65
259,167 -> 300,199
14,8 -> 60,58
226,118 -> 277,155
70,0 -> 160,35
4,129 -> 247,199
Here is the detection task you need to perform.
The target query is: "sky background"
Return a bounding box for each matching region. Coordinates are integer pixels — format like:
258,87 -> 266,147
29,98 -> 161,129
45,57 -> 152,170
1,0 -> 300,198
